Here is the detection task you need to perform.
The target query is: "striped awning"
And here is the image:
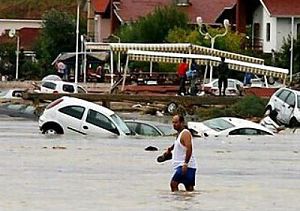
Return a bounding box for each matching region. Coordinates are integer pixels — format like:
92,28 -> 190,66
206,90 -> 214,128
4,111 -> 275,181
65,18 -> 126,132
127,50 -> 288,79
85,42 -> 264,64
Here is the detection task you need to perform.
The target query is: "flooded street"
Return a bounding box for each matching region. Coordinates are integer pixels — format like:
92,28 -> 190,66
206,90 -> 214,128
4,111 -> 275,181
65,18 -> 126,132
0,116 -> 299,210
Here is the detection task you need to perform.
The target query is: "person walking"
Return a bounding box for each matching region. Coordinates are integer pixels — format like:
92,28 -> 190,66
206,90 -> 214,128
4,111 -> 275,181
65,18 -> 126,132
164,114 -> 197,192
217,57 -> 229,96
177,58 -> 188,96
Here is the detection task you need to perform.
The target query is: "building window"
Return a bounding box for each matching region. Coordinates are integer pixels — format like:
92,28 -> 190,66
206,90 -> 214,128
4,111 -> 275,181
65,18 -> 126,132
266,23 -> 270,42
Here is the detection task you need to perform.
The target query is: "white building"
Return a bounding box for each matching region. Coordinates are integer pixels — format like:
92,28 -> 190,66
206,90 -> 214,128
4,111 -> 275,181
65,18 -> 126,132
251,0 -> 300,53
0,19 -> 42,35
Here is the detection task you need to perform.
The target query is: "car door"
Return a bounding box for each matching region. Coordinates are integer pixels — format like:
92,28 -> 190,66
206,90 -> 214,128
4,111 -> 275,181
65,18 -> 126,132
83,109 -> 120,136
273,89 -> 291,122
139,123 -> 161,136
280,91 -> 296,124
57,105 -> 85,134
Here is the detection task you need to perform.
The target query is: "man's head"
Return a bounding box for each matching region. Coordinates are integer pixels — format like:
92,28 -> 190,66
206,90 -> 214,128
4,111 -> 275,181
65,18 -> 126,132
221,57 -> 225,62
172,114 -> 185,131
183,58 -> 187,63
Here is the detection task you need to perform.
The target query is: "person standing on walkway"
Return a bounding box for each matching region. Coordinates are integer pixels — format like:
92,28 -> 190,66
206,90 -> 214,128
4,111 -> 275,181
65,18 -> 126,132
164,114 -> 197,192
177,58 -> 188,96
217,57 -> 229,96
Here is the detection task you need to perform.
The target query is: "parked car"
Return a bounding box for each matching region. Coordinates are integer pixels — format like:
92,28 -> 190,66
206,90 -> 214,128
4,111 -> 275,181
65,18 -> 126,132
265,87 -> 300,127
0,89 -> 25,99
34,80 -> 87,94
203,78 -> 244,96
188,117 -> 274,137
125,119 -> 176,136
39,96 -> 132,136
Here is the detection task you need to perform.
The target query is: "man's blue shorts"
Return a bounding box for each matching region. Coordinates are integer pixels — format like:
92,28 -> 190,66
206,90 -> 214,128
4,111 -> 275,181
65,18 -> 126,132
171,166 -> 196,186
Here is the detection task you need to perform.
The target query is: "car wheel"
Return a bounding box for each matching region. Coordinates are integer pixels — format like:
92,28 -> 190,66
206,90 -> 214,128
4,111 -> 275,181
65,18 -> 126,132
42,123 -> 63,135
265,106 -> 277,119
43,128 -> 59,135
289,118 -> 299,128
166,102 -> 178,115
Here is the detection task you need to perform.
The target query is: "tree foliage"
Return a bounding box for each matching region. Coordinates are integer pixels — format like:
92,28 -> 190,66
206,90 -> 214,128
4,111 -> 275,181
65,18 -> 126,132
167,26 -> 245,53
35,9 -> 86,77
277,35 -> 300,74
118,6 -> 188,43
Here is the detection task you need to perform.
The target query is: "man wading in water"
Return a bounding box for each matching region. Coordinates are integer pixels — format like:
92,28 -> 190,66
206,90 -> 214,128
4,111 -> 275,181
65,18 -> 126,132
164,114 -> 197,192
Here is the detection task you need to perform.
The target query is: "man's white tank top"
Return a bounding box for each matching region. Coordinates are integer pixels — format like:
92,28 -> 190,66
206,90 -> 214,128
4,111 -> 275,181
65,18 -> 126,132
172,129 -> 197,170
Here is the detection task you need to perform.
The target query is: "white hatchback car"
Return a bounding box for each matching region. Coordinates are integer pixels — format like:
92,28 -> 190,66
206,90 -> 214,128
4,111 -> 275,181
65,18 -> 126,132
265,87 -> 300,127
39,96 -> 132,136
188,117 -> 274,137
36,80 -> 87,94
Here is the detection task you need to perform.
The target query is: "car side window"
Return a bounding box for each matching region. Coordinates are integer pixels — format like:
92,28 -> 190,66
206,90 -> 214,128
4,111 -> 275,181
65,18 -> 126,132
62,85 -> 75,93
139,124 -> 160,136
59,106 -> 85,119
86,109 -> 119,134
277,90 -> 290,102
229,128 -> 272,135
42,82 -> 56,90
77,86 -> 86,93
229,128 -> 258,135
285,92 -> 295,107
125,122 -> 138,134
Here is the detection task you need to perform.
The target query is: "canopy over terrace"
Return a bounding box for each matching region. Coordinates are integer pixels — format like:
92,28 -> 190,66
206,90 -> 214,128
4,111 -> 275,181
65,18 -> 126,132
85,42 -> 265,87
85,42 -> 264,64
121,50 -> 288,91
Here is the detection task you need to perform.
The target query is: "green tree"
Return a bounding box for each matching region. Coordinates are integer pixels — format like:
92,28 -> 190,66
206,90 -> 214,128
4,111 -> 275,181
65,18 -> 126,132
118,6 -> 188,43
0,42 -> 16,76
277,35 -> 300,74
35,9 -> 86,77
167,26 -> 245,53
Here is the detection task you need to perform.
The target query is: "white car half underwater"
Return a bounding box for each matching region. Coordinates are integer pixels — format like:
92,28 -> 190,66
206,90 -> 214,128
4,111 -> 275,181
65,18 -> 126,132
39,96 -> 132,137
188,117 -> 274,137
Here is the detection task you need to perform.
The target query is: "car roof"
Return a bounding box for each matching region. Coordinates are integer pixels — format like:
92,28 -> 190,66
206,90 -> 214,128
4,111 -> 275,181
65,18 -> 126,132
43,80 -> 80,86
278,87 -> 300,94
61,96 -> 115,116
219,117 -> 273,132
124,119 -> 170,127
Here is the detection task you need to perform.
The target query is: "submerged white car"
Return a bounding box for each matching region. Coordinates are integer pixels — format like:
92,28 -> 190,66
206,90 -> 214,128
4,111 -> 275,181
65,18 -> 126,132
188,117 -> 274,137
39,96 -> 132,136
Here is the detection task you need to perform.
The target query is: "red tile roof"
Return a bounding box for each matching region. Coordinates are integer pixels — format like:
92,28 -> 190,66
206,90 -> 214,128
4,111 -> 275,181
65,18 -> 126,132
92,0 -> 111,13
262,0 -> 300,16
116,0 -> 236,24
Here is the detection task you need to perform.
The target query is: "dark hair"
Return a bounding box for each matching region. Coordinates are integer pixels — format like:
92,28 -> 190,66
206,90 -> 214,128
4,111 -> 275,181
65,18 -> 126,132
221,57 -> 225,62
175,114 -> 185,123
183,58 -> 187,62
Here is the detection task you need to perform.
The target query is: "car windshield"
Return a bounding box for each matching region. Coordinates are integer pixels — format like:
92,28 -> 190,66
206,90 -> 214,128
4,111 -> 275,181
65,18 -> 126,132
202,118 -> 235,132
111,114 -> 132,135
156,124 -> 175,136
298,95 -> 300,109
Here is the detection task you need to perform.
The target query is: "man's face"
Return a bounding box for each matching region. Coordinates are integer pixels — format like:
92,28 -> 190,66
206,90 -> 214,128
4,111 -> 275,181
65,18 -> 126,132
172,115 -> 182,131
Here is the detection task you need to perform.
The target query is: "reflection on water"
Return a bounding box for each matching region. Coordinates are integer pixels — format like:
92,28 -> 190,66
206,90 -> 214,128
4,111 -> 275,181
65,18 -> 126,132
0,117 -> 299,210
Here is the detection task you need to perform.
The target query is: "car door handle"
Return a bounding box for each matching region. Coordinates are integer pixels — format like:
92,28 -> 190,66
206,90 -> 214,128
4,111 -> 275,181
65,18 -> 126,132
83,126 -> 88,130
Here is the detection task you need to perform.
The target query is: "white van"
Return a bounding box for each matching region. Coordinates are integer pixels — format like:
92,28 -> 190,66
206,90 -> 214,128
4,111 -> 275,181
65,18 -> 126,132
36,80 -> 87,94
39,96 -> 132,136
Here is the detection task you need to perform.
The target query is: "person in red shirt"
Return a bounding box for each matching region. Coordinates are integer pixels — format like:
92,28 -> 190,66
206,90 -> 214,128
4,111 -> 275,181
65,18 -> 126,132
177,58 -> 188,96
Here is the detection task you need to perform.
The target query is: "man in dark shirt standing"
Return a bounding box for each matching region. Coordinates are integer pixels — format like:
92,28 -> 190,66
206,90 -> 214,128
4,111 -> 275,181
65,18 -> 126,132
218,57 -> 229,96
177,58 -> 188,96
